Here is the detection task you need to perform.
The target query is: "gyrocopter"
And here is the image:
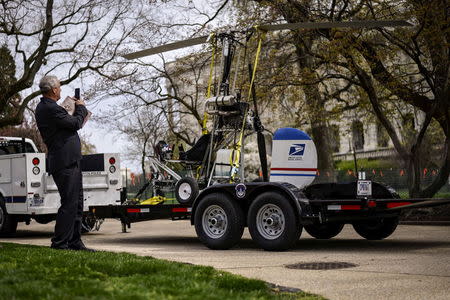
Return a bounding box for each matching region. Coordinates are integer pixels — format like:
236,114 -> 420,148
90,20 -> 450,251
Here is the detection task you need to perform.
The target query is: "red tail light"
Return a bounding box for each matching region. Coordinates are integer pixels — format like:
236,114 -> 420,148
32,157 -> 40,165
109,157 -> 116,165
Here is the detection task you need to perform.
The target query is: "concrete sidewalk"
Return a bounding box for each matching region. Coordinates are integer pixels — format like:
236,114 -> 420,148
1,220 -> 449,300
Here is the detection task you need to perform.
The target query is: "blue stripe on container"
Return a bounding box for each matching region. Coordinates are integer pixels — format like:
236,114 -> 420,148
4,196 -> 27,203
270,173 -> 316,177
273,128 -> 311,141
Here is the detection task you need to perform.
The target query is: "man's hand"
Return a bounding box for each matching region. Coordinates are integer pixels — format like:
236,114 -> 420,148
74,98 -> 86,106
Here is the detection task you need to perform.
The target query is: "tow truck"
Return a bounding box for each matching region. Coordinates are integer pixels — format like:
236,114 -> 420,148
0,136 -> 122,236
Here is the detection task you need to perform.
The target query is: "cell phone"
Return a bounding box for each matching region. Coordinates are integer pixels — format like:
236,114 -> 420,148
74,88 -> 80,100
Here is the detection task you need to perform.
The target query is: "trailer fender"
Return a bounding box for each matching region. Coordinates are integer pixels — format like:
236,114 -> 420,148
190,182 -> 308,225
245,182 -> 307,218
303,181 -> 399,200
190,186 -> 235,225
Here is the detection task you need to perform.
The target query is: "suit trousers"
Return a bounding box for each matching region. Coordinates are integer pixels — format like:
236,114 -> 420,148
51,161 -> 84,249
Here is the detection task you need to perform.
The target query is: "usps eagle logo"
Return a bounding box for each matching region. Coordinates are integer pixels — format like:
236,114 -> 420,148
289,144 -> 305,156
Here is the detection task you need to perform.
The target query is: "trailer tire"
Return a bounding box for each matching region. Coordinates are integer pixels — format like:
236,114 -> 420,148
0,195 -> 18,237
194,193 -> 244,250
247,192 -> 301,251
175,177 -> 199,205
352,217 -> 399,240
304,223 -> 344,239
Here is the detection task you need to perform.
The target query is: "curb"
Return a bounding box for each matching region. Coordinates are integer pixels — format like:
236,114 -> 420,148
400,221 -> 450,226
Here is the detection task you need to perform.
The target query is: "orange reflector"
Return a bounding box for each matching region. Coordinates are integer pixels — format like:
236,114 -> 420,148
341,205 -> 361,210
328,205 -> 362,211
172,207 -> 188,213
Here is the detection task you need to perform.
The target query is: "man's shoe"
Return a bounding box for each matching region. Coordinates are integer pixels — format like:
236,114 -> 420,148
69,241 -> 96,252
50,246 -> 69,250
69,245 -> 96,252
76,246 -> 96,252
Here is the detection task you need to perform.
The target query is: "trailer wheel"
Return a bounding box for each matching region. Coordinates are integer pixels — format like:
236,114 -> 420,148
194,193 -> 244,250
247,192 -> 301,251
352,217 -> 399,240
175,177 -> 199,205
0,195 -> 18,237
304,223 -> 344,239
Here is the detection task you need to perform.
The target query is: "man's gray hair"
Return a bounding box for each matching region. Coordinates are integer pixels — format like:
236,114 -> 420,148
39,75 -> 60,93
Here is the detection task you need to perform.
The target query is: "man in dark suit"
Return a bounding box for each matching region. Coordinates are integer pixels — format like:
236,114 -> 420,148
35,75 -> 93,251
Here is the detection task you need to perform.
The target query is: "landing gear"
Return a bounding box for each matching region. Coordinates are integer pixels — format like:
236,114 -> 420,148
175,177 -> 199,205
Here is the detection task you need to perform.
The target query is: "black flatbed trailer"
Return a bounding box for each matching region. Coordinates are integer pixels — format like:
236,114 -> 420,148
91,203 -> 192,232
90,181 -> 450,251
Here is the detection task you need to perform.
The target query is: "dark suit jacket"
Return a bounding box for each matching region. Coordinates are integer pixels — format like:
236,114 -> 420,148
35,97 -> 88,174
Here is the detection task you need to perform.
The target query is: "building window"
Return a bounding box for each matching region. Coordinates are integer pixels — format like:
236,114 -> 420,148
352,121 -> 364,150
402,113 -> 415,132
329,124 -> 340,153
377,122 -> 389,148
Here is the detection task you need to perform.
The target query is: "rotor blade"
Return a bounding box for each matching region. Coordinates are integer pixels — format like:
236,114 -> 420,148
258,20 -> 412,32
123,36 -> 209,60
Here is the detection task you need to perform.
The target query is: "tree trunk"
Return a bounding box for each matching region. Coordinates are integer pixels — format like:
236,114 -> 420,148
294,37 -> 335,182
304,82 -> 335,181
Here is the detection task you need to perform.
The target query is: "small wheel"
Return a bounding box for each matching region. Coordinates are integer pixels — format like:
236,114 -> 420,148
247,192 -> 301,251
175,177 -> 199,205
352,217 -> 399,240
304,223 -> 344,239
0,195 -> 18,237
81,214 -> 97,233
194,193 -> 244,250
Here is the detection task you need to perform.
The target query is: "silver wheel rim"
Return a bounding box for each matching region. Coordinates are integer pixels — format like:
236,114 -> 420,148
256,204 -> 285,240
0,206 -> 4,229
202,205 -> 228,239
178,182 -> 192,200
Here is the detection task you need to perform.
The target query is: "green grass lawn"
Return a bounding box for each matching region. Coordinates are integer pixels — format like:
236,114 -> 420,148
0,243 -> 324,300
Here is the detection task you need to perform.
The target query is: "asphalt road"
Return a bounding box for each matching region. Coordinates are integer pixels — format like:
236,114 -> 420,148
1,220 -> 449,300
